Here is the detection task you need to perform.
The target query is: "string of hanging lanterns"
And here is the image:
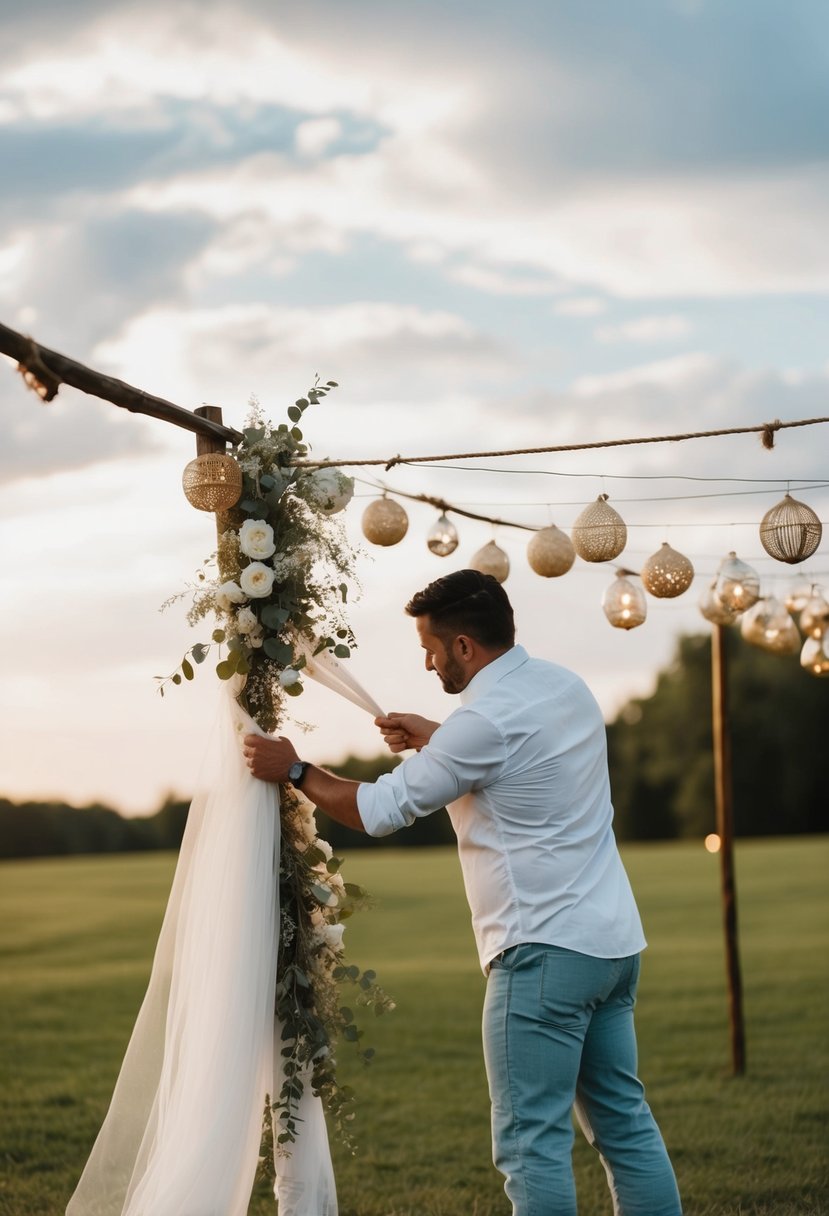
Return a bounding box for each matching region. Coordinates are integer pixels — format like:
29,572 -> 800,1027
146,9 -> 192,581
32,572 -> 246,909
352,481 -> 826,677
178,453 -> 826,677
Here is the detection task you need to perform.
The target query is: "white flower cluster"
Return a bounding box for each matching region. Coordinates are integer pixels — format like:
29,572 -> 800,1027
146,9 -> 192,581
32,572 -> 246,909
302,467 -> 354,516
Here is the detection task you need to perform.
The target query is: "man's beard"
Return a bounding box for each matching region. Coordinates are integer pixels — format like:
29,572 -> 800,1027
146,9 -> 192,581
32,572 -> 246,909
438,654 -> 466,694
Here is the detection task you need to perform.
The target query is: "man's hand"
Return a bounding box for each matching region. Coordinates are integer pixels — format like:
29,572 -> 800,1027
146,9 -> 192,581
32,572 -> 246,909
243,734 -> 299,783
375,713 -> 440,753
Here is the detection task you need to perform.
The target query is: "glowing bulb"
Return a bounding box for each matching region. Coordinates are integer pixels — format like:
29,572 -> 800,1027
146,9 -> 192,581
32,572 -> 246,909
704,834 -> 721,854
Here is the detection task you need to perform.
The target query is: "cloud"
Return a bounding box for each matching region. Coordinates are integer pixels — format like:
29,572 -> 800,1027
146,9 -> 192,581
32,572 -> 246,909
595,315 -> 692,344
554,297 -> 607,318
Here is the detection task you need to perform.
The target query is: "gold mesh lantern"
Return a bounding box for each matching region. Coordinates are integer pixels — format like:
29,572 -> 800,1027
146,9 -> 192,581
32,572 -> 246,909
571,494 -> 627,563
527,526 -> 575,578
361,497 -> 409,546
640,542 -> 694,599
470,540 -> 510,583
182,452 -> 243,512
759,494 -> 822,564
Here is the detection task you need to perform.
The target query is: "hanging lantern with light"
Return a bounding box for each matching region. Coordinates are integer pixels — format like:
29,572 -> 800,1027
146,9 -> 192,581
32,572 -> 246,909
427,512 -> 459,556
785,583 -> 813,614
527,525 -> 575,577
740,598 -> 801,656
800,632 -> 829,676
714,552 -> 761,614
640,542 -> 695,598
602,570 -> 647,630
361,496 -> 409,546
571,494 -> 627,563
470,540 -> 510,583
799,588 -> 829,638
759,493 -> 823,564
699,581 -> 742,626
182,452 -> 243,512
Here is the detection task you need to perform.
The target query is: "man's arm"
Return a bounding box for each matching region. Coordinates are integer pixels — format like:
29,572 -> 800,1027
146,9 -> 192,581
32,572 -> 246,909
243,734 -> 365,832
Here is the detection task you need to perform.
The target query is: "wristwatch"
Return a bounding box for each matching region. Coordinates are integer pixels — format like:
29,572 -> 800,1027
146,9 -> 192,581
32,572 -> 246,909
287,760 -> 310,789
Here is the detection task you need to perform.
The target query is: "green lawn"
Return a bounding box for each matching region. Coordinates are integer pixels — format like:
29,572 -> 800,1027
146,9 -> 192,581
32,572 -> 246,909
1,838 -> 827,1215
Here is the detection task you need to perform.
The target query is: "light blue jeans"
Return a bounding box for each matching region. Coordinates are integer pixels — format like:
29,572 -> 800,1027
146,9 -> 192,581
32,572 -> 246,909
482,943 -> 682,1216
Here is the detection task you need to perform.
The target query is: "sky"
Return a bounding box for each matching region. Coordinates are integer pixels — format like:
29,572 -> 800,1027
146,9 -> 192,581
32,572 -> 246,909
1,0 -> 827,814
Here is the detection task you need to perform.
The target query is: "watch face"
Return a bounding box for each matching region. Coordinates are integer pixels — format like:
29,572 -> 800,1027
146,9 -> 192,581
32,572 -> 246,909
289,761 -> 306,784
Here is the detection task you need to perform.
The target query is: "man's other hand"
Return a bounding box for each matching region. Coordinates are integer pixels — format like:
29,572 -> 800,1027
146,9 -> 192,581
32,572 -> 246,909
375,713 -> 440,753
243,734 -> 299,782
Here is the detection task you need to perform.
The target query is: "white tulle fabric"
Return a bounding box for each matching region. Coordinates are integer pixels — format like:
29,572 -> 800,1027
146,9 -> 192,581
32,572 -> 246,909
66,651 -> 383,1216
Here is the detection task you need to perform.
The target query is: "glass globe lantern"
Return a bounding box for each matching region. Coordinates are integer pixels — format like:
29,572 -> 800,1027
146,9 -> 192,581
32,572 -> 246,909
800,633 -> 829,677
699,581 -> 741,626
602,571 -> 647,630
799,589 -> 829,639
715,552 -> 761,614
427,513 -> 459,556
740,597 -> 800,655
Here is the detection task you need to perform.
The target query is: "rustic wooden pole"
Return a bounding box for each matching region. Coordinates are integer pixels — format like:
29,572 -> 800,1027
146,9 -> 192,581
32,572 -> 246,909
711,623 -> 747,1076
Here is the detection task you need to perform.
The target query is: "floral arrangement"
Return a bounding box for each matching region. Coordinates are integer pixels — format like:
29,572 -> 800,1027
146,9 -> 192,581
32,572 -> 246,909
163,380 -> 393,1154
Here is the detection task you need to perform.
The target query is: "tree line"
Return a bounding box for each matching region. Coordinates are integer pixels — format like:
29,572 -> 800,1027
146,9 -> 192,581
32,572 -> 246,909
2,631 -> 826,860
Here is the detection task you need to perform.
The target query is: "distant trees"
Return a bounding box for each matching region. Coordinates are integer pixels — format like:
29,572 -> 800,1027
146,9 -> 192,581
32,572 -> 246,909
3,632 -> 826,860
607,631 -> 829,841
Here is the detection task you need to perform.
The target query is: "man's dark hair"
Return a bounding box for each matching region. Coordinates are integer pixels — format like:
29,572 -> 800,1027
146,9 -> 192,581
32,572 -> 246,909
405,569 -> 515,650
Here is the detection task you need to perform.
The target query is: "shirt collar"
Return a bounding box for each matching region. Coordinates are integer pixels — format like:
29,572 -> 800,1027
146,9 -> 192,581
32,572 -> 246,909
460,644 -> 529,706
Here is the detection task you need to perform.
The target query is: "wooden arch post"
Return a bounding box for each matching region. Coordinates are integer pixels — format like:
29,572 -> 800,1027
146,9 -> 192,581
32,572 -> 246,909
711,623 -> 747,1076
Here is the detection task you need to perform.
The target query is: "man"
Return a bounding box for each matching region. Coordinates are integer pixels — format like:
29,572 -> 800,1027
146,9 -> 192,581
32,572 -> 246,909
244,569 -> 682,1216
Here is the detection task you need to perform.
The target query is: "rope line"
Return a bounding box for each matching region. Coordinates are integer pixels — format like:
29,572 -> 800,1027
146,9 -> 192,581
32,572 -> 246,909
291,414 -> 829,468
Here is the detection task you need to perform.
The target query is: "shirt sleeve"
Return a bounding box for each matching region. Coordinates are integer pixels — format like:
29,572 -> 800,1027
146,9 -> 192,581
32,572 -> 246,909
357,707 -> 507,837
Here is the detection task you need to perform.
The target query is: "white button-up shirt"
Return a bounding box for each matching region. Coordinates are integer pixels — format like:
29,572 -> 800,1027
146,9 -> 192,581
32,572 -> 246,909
357,644 -> 646,972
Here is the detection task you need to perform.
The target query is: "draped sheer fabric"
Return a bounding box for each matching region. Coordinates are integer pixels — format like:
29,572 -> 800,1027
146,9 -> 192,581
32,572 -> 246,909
67,652 -> 383,1216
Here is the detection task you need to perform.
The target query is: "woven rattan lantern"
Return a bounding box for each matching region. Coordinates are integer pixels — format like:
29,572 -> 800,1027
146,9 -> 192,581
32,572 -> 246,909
571,495 -> 627,563
699,581 -> 741,626
740,598 -> 801,655
799,589 -> 829,638
640,542 -> 694,599
361,497 -> 409,546
759,494 -> 822,564
715,552 -> 761,614
527,526 -> 575,578
602,571 -> 647,630
470,540 -> 510,583
427,513 -> 459,556
801,633 -> 829,676
182,452 -> 243,512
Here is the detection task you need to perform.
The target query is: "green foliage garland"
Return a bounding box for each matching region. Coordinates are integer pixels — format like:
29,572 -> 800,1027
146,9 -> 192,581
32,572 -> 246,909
163,381 -> 393,1156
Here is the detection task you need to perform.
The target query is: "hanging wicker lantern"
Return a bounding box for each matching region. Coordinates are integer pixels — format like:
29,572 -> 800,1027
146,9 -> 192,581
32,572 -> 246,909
799,589 -> 829,638
182,452 -> 243,512
699,581 -> 741,626
740,598 -> 801,655
527,526 -> 575,578
571,494 -> 627,562
602,570 -> 647,630
801,633 -> 829,677
361,497 -> 409,546
714,552 -> 761,614
427,513 -> 459,556
640,542 -> 695,599
759,493 -> 822,564
470,540 -> 510,583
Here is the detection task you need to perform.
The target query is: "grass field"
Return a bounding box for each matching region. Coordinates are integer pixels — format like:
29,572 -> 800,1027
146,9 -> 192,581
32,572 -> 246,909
1,837 -> 827,1216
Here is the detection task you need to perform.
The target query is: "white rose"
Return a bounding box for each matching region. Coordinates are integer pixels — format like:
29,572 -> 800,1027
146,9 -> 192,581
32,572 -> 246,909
239,562 -> 276,598
315,839 -> 333,861
216,581 -> 247,610
304,467 -> 354,516
236,607 -> 258,634
279,668 -> 301,687
239,519 -> 276,560
248,626 -> 265,648
320,922 -> 345,952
